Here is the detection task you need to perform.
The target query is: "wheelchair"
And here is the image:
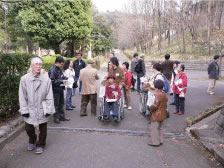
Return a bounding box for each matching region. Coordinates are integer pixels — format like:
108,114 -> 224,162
98,86 -> 125,122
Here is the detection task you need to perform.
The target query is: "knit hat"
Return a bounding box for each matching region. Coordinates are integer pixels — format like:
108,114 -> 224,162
107,74 -> 115,80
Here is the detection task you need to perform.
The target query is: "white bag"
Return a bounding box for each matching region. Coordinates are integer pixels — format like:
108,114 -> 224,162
147,91 -> 155,107
99,86 -> 106,98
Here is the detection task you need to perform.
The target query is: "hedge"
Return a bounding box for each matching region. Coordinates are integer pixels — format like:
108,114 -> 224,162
0,53 -> 33,119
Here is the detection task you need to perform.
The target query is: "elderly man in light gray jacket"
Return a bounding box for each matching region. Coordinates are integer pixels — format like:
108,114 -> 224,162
19,56 -> 55,154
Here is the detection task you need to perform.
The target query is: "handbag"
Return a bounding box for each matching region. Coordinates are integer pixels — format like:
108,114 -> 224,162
73,81 -> 78,88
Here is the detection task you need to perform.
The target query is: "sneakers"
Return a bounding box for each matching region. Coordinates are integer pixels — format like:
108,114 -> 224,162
35,147 -> 44,154
128,106 -> 132,110
113,116 -> 118,122
173,111 -> 179,114
71,105 -> 76,108
27,143 -> 35,151
123,104 -> 127,108
178,112 -> 184,115
208,92 -> 215,95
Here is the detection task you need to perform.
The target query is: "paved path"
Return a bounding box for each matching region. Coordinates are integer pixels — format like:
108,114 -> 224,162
0,52 -> 223,168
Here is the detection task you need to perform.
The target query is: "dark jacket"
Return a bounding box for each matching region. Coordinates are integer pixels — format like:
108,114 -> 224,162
162,60 -> 173,81
48,65 -> 68,93
208,60 -> 219,80
136,59 -> 146,76
73,59 -> 86,77
149,89 -> 168,122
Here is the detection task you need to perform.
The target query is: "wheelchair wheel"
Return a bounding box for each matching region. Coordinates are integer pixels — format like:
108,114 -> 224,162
99,98 -> 104,120
120,97 -> 125,120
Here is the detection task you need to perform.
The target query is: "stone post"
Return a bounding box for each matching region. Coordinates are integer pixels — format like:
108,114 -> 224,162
215,107 -> 224,137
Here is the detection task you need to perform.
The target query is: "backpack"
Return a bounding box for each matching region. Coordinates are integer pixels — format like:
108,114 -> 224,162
154,73 -> 170,93
135,60 -> 142,73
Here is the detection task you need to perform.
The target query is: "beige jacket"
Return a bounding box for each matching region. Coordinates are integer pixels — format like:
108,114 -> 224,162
19,72 -> 55,126
79,65 -> 99,95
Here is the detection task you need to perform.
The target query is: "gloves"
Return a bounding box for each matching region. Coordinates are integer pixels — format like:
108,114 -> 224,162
45,113 -> 51,117
22,113 -> 30,118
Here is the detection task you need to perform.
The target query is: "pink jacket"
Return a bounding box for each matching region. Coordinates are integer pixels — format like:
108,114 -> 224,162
173,72 -> 188,95
125,71 -> 133,88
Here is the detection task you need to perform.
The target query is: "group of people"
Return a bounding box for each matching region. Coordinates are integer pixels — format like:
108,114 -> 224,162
18,51 -> 220,154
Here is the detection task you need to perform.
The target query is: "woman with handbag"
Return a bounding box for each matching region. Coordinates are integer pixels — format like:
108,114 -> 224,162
148,80 -> 168,147
173,64 -> 188,115
64,60 -> 76,110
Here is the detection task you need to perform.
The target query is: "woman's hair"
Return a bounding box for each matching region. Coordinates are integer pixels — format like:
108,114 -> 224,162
179,64 -> 185,72
122,62 -> 129,69
63,59 -> 72,71
174,60 -> 180,65
152,63 -> 162,72
110,57 -> 119,66
154,80 -> 164,90
164,54 -> 170,60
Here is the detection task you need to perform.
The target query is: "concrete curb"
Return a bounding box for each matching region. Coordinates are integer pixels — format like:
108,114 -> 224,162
0,123 -> 25,151
186,104 -> 224,127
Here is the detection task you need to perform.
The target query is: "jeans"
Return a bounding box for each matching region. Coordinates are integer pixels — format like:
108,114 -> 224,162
171,93 -> 176,104
73,76 -> 82,94
104,102 -> 119,117
175,94 -> 185,113
137,74 -> 144,93
66,88 -> 73,108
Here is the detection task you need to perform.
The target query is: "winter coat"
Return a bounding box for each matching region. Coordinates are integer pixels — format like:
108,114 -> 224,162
73,59 -> 86,77
149,89 -> 168,122
136,59 -> 146,76
208,60 -> 219,80
162,60 -> 173,81
19,72 -> 55,126
79,65 -> 99,95
108,66 -> 125,87
124,70 -> 133,89
48,65 -> 68,93
105,83 -> 121,100
131,58 -> 138,75
64,68 -> 75,88
173,72 -> 188,95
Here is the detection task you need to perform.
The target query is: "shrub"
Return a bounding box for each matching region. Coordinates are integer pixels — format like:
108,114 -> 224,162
42,55 -> 87,71
0,53 -> 33,119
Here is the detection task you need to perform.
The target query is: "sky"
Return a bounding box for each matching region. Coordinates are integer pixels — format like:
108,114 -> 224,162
91,0 -> 129,12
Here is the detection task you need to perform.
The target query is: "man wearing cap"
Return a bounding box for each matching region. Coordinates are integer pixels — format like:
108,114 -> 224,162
79,59 -> 99,116
19,56 -> 55,154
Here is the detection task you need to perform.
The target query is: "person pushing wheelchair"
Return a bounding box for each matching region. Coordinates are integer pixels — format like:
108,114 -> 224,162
104,74 -> 121,122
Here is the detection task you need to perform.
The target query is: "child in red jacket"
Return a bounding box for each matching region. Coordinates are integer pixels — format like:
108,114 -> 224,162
122,62 -> 133,110
173,64 -> 188,115
104,74 -> 121,121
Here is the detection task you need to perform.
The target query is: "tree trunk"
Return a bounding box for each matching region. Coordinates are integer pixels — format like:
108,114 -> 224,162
54,44 -> 61,55
71,40 -> 75,58
26,38 -> 33,54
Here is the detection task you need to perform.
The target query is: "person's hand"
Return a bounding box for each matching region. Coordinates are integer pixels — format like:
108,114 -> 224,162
63,80 -> 67,84
67,86 -> 71,89
106,98 -> 109,102
22,113 -> 30,118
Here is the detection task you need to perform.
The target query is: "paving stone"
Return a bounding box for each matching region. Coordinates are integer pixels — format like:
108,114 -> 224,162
0,129 -> 6,138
